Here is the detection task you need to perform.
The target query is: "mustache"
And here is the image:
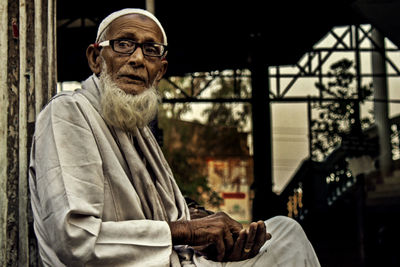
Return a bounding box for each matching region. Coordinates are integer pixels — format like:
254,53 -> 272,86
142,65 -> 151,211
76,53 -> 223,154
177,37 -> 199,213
117,66 -> 146,80
100,57 -> 147,83
118,73 -> 145,82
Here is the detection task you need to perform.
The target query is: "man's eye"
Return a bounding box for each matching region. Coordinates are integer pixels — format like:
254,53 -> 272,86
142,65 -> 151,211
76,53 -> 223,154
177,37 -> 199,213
117,40 -> 133,48
144,45 -> 160,55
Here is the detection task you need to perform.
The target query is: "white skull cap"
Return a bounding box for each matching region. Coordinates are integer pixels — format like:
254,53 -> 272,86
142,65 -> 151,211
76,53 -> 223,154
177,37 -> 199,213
95,8 -> 167,45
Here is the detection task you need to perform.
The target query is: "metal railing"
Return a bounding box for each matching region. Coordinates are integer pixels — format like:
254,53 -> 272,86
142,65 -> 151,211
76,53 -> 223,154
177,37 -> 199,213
279,116 -> 400,221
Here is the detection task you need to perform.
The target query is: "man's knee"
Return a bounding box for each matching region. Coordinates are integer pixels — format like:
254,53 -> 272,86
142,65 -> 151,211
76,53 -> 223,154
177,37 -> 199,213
266,215 -> 301,227
265,215 -> 307,238
262,216 -> 320,266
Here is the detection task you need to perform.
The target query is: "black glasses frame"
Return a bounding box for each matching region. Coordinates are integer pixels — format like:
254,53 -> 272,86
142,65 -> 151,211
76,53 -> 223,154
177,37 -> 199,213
98,39 -> 168,57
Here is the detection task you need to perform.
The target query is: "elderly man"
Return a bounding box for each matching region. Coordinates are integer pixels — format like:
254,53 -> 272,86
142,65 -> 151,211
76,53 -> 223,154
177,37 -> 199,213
29,8 -> 320,267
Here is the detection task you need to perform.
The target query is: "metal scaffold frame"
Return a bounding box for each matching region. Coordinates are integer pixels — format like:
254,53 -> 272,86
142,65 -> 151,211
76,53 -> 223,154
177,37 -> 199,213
159,24 -> 400,220
162,24 -> 400,104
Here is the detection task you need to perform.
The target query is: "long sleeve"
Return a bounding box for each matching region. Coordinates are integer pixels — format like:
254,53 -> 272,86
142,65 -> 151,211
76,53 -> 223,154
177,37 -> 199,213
29,93 -> 173,267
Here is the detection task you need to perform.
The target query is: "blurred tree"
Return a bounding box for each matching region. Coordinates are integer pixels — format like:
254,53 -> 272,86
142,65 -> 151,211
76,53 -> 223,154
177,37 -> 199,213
202,70 -> 251,131
157,71 -> 252,207
158,75 -> 222,207
158,77 -> 193,120
311,58 -> 374,161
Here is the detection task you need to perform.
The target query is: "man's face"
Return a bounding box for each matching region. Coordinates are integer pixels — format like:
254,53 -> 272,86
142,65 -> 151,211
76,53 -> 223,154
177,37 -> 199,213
99,14 -> 167,95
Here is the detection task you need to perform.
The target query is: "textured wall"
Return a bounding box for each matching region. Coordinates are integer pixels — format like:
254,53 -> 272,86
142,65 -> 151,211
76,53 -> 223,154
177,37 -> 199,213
0,0 -> 57,266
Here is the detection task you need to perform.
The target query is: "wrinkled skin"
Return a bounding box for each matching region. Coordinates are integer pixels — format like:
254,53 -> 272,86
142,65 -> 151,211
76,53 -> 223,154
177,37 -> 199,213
86,14 -> 168,95
170,211 -> 271,262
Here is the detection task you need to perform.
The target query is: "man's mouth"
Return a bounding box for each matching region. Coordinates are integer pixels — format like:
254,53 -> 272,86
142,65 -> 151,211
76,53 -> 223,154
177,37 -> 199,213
120,74 -> 145,84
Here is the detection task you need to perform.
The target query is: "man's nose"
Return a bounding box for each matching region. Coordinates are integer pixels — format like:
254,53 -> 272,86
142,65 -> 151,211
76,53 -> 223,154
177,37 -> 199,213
127,46 -> 144,65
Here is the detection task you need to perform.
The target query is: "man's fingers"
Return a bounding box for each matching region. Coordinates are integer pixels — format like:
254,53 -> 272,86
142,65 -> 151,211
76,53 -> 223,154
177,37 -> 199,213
266,232 -> 272,240
256,221 -> 267,243
224,221 -> 271,262
231,229 -> 246,256
224,229 -> 246,261
215,235 -> 226,262
249,221 -> 267,255
243,222 -> 257,253
224,227 -> 234,252
262,220 -> 272,241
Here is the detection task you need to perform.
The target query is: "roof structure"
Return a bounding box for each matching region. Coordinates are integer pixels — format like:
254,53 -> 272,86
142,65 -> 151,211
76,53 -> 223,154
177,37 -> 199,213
56,0 -> 399,82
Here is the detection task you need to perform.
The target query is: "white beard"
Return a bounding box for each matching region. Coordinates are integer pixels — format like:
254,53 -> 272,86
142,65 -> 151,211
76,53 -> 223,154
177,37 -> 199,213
99,66 -> 161,132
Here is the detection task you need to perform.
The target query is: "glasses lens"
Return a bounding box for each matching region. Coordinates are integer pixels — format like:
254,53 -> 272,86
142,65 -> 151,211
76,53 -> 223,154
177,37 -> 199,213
113,40 -> 136,54
111,40 -> 165,57
143,43 -> 164,57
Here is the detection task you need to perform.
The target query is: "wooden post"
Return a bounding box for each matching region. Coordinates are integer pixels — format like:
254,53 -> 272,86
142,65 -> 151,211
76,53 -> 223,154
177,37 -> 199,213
0,0 -> 57,266
0,0 -> 9,263
19,2 -> 29,266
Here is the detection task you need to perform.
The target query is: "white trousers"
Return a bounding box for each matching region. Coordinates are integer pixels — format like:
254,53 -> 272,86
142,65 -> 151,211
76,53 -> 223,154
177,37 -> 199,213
189,216 -> 321,267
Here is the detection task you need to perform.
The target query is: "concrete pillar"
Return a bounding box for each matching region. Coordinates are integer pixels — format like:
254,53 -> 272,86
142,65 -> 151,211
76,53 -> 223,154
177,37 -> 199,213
371,28 -> 392,179
0,0 -> 57,266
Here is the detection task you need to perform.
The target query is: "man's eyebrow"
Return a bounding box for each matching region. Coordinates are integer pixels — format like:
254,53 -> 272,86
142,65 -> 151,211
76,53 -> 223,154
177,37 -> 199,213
114,32 -> 159,43
114,32 -> 137,39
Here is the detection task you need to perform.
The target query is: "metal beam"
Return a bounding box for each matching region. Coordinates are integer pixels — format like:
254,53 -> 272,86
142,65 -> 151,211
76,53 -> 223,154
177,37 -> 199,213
249,34 -> 275,220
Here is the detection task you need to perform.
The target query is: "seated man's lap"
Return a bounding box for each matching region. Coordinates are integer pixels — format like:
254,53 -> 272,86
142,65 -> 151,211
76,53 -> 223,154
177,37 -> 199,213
193,216 -> 320,267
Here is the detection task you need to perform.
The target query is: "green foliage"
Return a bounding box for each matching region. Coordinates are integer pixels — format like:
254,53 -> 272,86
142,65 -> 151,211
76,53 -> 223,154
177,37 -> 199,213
157,71 -> 251,207
202,73 -> 251,131
311,58 -> 374,160
158,78 -> 192,120
163,148 -> 222,207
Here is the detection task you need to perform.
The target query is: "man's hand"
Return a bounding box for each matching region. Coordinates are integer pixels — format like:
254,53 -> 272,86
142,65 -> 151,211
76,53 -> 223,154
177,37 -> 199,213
224,220 -> 271,261
169,212 -> 242,261
169,213 -> 271,262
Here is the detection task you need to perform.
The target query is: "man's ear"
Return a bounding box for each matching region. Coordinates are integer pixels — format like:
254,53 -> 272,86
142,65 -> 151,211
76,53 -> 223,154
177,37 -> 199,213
86,44 -> 102,75
154,59 -> 168,86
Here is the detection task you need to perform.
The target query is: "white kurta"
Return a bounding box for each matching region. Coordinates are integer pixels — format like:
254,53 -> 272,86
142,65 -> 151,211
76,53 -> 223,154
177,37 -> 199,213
29,75 -> 320,267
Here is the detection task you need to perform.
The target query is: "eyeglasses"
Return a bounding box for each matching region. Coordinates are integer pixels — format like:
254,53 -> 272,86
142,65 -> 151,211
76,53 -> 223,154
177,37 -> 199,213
98,39 -> 168,57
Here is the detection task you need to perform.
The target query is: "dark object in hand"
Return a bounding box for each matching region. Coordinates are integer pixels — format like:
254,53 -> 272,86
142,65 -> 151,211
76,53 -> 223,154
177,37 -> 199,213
185,197 -> 214,219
